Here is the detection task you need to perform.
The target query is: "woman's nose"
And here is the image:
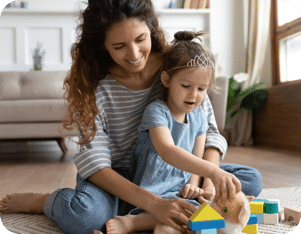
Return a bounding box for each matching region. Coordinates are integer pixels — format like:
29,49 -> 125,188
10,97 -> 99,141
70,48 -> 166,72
128,44 -> 140,60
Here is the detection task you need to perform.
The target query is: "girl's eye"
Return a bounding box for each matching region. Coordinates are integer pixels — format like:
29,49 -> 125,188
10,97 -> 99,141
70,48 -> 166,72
181,84 -> 189,88
198,87 -> 205,91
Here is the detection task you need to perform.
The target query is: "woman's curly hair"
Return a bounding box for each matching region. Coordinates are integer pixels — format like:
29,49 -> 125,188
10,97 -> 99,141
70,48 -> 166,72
62,0 -> 166,145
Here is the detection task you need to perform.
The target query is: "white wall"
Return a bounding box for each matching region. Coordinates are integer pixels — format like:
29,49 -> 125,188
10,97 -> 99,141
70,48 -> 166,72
1,0 -> 272,85
2,0 -> 87,12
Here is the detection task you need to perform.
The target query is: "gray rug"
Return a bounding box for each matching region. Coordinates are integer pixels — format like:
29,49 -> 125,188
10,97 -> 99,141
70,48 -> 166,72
1,187 -> 301,234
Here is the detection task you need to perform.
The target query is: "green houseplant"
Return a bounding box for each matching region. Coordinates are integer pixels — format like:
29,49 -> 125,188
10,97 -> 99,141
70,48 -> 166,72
227,73 -> 268,117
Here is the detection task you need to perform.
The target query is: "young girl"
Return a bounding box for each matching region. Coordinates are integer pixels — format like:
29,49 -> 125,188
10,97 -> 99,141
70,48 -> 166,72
105,31 -> 241,234
0,1 -> 262,233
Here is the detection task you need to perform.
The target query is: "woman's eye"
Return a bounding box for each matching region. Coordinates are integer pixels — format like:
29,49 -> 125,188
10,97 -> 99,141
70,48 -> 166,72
114,46 -> 124,50
137,39 -> 145,43
181,85 -> 189,88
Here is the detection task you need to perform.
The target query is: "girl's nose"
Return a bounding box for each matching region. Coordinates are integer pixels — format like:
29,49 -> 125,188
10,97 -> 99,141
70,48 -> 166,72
189,89 -> 197,98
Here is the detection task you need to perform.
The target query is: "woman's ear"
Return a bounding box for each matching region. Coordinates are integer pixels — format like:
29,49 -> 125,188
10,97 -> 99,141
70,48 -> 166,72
161,71 -> 170,88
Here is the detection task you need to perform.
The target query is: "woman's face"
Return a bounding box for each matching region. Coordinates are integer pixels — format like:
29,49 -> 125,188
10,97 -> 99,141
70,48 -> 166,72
104,17 -> 152,74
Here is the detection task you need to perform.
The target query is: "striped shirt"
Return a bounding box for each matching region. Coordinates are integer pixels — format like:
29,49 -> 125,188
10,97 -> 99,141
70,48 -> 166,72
74,73 -> 227,179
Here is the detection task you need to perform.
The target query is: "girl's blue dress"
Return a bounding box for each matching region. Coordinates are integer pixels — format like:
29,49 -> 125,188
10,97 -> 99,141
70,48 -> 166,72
130,99 -> 209,212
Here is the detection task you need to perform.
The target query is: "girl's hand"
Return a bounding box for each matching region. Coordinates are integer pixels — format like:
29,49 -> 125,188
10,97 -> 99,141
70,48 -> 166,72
198,187 -> 215,204
179,184 -> 203,200
150,197 -> 197,233
211,168 -> 241,200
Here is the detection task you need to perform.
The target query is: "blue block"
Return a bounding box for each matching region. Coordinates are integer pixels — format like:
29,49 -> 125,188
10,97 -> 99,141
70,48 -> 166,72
255,214 -> 264,224
247,214 -> 258,225
196,229 -> 217,234
253,199 -> 267,202
189,219 -> 225,231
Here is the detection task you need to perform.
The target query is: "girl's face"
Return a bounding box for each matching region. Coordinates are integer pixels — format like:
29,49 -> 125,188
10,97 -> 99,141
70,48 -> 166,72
104,17 -> 152,74
161,67 -> 211,121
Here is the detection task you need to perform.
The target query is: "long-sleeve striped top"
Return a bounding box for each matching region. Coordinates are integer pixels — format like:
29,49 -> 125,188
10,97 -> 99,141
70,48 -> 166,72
74,73 -> 227,179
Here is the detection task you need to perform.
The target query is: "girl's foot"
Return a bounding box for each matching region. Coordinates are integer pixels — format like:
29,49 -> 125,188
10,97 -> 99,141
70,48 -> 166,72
106,216 -> 133,234
0,193 -> 49,214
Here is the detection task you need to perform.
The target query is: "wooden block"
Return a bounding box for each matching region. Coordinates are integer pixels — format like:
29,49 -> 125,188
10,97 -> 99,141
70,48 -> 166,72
254,214 -> 264,224
263,213 -> 279,224
247,214 -> 258,225
284,206 -> 301,225
250,201 -> 264,214
264,201 -> 279,214
189,219 -> 225,231
196,228 -> 217,234
243,224 -> 258,234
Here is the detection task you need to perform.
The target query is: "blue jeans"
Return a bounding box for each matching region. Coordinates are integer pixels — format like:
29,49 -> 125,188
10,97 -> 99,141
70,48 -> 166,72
43,164 -> 262,234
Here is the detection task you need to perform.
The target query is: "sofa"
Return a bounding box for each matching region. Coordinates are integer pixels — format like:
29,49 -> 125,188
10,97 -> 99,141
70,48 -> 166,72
0,71 -> 229,154
0,71 -> 78,154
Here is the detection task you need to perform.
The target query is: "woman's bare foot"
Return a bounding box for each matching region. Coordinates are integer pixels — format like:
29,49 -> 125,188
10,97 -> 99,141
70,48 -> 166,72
0,193 -> 49,214
106,216 -> 133,234
154,223 -> 182,234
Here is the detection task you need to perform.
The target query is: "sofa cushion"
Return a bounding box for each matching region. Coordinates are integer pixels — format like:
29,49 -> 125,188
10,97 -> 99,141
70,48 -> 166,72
0,71 -> 68,100
0,99 -> 67,123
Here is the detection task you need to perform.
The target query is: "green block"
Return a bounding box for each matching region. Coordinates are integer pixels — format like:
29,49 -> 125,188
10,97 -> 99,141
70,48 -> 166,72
264,201 -> 279,214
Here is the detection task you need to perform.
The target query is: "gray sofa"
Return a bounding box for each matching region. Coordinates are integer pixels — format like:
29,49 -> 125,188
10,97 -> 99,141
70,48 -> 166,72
0,71 -> 229,154
0,71 -> 78,154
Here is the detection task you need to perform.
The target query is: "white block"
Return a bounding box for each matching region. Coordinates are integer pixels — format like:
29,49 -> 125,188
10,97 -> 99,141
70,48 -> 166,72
264,213 -> 279,224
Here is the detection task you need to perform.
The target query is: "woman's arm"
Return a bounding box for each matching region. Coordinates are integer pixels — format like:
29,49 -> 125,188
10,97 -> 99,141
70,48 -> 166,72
88,167 -> 197,232
149,126 -> 241,200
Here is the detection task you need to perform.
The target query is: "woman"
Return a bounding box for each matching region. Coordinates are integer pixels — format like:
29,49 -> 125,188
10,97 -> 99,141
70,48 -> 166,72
0,1 -> 262,234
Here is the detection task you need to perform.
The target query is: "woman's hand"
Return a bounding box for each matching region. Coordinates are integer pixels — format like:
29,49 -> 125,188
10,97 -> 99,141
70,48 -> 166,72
150,197 -> 197,233
179,184 -> 203,200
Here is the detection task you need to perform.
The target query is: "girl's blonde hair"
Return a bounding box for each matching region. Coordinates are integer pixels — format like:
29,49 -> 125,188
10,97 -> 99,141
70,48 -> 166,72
161,31 -> 216,102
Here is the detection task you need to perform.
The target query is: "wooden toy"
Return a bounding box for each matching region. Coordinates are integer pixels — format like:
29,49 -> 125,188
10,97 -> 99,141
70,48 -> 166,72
284,206 -> 301,225
189,203 -> 225,231
263,213 -> 279,224
250,201 -> 264,214
254,214 -> 264,224
242,223 -> 258,234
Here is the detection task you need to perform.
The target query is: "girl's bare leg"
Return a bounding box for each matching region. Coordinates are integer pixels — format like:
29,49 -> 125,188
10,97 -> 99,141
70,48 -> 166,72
106,213 -> 158,234
0,193 -> 49,214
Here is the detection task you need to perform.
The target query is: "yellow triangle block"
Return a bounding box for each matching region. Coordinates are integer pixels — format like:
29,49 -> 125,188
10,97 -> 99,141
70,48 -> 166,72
190,203 -> 224,222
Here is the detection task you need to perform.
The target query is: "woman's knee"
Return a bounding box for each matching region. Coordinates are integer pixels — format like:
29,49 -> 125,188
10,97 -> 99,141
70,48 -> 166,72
241,167 -> 262,197
50,188 -> 118,234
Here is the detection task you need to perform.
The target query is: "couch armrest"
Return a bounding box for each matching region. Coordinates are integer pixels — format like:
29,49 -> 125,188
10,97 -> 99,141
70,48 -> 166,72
208,76 -> 230,132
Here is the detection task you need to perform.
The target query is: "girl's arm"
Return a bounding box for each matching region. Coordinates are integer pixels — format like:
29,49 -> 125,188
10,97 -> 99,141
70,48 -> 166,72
149,126 -> 241,200
187,134 -> 206,187
88,167 -> 197,233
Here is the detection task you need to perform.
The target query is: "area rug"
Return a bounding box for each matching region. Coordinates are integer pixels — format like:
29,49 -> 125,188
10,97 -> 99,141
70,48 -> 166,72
1,187 -> 300,234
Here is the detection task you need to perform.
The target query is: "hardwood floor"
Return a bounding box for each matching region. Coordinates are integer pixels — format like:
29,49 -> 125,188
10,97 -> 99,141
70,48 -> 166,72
0,140 -> 301,200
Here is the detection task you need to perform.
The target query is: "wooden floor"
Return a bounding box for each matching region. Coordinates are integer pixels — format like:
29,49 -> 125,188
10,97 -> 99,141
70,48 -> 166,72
0,140 -> 301,200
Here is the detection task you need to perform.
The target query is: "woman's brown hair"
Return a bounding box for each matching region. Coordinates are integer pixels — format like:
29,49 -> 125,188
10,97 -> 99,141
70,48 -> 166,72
62,0 -> 166,144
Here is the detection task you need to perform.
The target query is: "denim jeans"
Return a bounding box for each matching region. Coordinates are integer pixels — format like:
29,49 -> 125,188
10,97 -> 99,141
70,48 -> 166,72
43,164 -> 262,234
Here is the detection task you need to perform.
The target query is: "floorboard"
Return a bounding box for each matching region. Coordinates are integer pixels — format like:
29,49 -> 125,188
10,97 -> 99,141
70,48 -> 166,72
1,140 -> 301,201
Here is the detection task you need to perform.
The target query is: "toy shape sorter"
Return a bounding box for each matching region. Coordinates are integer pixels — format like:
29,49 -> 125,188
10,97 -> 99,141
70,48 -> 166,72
188,203 -> 225,234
